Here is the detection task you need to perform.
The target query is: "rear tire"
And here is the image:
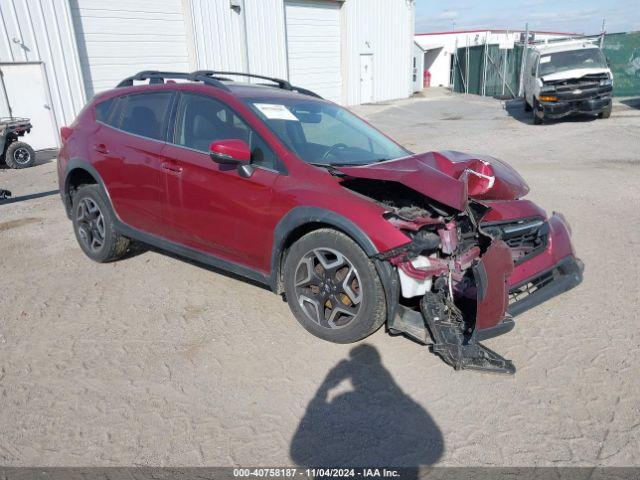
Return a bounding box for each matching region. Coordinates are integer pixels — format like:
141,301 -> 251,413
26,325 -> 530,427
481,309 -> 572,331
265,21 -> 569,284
5,141 -> 36,168
72,184 -> 129,263
599,104 -> 612,119
283,229 -> 386,344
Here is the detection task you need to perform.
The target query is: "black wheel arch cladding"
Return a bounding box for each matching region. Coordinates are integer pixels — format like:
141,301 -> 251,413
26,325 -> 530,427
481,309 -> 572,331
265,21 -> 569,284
269,206 -> 379,291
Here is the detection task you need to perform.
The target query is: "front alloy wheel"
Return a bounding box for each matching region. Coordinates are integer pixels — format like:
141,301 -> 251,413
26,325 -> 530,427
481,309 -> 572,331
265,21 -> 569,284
283,229 -> 386,344
294,247 -> 362,329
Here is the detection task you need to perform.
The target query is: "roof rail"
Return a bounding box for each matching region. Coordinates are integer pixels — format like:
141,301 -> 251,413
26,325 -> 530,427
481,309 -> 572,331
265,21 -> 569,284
194,70 -> 293,89
193,70 -> 323,98
116,70 -> 322,99
524,36 -> 598,46
116,71 -> 230,91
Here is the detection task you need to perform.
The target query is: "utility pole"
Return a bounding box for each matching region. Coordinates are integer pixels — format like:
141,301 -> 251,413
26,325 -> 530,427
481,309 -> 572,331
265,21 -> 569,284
600,18 -> 606,48
517,23 -> 529,97
465,35 -> 469,94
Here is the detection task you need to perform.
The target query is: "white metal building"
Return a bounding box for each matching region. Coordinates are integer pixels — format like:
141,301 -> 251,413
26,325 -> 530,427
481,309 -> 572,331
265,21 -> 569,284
415,29 -> 572,88
0,0 -> 415,150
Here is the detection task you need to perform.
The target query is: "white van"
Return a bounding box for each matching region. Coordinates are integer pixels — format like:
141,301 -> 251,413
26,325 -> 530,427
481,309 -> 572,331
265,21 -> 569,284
523,39 -> 613,124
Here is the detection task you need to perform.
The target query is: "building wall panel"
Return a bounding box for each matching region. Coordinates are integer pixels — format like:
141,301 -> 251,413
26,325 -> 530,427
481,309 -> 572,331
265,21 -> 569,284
0,0 -> 85,145
342,0 -> 414,105
70,0 -> 191,96
188,0 -> 247,72
244,0 -> 288,79
189,0 -> 414,105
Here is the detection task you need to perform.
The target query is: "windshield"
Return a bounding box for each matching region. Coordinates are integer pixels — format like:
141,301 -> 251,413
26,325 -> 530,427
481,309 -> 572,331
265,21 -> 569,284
538,48 -> 607,77
244,98 -> 410,166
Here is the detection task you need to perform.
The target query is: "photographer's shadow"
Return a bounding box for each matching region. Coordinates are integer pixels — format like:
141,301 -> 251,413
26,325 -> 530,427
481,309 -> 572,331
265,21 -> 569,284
290,344 -> 443,473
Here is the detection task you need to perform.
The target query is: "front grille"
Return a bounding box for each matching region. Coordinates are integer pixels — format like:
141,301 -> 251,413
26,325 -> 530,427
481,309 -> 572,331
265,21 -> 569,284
548,74 -> 612,102
482,217 -> 549,264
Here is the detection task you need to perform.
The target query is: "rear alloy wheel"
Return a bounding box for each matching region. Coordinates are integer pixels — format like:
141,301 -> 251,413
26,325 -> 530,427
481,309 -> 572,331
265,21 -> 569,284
5,141 -> 36,169
72,184 -> 129,263
283,229 -> 386,343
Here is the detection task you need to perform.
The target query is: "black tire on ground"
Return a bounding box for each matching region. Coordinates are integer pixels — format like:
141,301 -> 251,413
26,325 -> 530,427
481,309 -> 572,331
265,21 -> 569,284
72,184 -> 129,263
599,104 -> 612,119
283,228 -> 387,344
524,99 -> 532,112
532,98 -> 544,125
4,141 -> 36,168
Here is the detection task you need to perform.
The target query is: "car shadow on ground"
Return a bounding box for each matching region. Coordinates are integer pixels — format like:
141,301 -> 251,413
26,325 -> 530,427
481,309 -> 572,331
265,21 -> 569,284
504,99 -> 598,125
290,344 -> 444,477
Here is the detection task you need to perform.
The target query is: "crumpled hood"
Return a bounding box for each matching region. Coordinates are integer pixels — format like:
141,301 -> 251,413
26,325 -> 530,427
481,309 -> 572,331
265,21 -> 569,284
336,150 -> 529,211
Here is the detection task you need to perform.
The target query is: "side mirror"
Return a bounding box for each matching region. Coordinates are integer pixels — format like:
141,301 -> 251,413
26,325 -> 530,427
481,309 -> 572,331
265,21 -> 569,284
209,139 -> 251,165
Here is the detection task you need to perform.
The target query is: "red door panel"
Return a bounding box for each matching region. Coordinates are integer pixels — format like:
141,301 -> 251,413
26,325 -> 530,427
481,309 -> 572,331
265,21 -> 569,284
160,143 -> 277,271
92,125 -> 165,236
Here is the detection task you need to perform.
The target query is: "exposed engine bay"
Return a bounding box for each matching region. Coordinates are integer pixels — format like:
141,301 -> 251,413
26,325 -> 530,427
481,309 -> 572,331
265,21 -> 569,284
340,175 -> 516,374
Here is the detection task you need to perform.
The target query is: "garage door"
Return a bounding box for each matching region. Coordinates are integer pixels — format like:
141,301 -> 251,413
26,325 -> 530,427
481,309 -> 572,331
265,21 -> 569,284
284,1 -> 342,103
70,0 -> 190,97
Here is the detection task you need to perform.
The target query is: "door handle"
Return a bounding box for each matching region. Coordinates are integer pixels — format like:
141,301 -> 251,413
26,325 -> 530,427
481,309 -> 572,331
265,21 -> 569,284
93,143 -> 109,154
161,161 -> 183,173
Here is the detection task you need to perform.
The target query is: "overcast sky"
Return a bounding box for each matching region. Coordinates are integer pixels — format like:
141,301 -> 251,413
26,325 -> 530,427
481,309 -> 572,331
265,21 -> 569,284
414,0 -> 640,35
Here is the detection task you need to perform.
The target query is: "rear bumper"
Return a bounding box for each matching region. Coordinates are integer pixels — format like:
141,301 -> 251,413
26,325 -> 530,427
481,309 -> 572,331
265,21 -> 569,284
540,96 -> 611,119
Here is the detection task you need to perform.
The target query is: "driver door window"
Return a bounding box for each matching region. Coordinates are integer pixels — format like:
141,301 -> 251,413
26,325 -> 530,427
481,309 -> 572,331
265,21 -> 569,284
174,93 -> 278,170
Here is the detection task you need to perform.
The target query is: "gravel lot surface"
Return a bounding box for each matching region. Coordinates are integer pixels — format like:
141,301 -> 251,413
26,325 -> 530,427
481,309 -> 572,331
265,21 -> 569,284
0,90 -> 639,468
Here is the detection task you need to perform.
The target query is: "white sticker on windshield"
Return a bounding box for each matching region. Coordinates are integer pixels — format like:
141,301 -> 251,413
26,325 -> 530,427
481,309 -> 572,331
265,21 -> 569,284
539,56 -> 551,64
253,103 -> 298,121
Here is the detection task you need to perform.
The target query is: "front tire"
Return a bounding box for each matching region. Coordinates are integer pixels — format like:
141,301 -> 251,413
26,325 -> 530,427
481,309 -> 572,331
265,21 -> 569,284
283,229 -> 386,344
5,141 -> 36,168
532,98 -> 544,125
599,103 -> 612,119
72,185 -> 129,263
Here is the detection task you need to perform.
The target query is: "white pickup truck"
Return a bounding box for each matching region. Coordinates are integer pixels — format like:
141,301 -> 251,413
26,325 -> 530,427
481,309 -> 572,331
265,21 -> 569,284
523,39 -> 614,124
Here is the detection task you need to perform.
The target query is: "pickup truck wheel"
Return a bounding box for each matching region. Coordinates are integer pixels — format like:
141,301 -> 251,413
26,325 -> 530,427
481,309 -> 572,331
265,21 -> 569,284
5,141 -> 36,169
283,229 -> 386,344
599,104 -> 612,119
532,98 -> 544,125
72,185 -> 129,263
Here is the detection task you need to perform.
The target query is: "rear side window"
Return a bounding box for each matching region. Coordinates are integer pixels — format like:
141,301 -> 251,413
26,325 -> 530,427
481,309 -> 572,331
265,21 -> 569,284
114,92 -> 173,141
95,98 -> 115,123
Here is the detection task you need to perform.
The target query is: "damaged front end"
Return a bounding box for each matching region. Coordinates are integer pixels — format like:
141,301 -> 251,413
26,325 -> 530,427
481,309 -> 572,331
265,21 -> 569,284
341,176 -> 516,374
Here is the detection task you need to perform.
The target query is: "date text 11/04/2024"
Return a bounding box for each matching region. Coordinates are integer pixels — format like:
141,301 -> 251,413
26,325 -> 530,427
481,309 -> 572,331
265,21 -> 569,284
233,468 -> 402,477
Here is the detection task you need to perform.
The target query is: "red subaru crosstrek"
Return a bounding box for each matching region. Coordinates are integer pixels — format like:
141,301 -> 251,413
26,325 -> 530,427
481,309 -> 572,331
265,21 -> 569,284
58,71 -> 583,373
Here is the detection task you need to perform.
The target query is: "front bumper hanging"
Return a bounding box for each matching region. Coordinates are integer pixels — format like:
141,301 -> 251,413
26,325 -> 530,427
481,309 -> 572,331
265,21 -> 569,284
421,292 -> 516,375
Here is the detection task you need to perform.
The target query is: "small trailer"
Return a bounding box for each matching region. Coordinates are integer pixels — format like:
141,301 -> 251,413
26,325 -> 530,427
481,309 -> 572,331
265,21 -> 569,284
0,117 -> 36,168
